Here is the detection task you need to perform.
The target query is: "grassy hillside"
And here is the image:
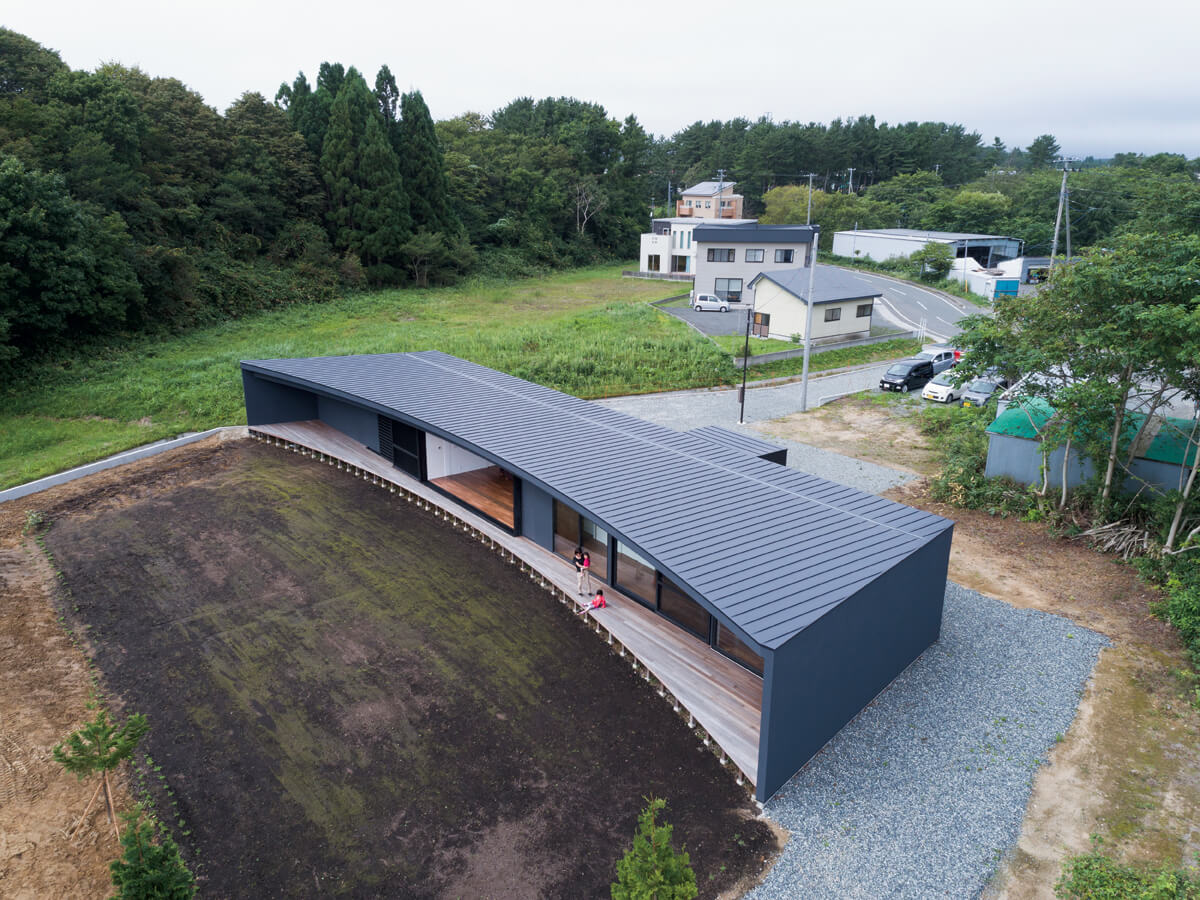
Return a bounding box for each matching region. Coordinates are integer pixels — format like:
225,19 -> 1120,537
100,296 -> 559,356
1,268 -> 726,489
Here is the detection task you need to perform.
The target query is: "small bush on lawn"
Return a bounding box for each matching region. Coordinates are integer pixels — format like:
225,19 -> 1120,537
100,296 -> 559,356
611,797 -> 697,900
1056,844 -> 1200,899
110,813 -> 196,899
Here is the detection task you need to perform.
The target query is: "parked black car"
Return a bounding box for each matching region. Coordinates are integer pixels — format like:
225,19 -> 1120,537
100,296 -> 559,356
879,358 -> 935,393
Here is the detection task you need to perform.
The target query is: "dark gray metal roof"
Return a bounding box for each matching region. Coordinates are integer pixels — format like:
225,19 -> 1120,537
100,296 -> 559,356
749,265 -> 882,305
241,352 -> 952,651
694,223 -> 817,244
686,426 -> 786,462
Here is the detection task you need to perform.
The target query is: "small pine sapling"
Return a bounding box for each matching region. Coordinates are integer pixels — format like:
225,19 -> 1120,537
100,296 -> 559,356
53,709 -> 149,840
110,813 -> 196,900
611,796 -> 698,900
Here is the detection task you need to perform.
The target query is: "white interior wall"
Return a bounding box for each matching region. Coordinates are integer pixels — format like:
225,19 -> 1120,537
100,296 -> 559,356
424,435 -> 492,479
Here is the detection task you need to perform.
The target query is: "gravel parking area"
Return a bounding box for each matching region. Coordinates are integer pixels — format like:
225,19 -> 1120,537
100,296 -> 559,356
746,582 -> 1109,900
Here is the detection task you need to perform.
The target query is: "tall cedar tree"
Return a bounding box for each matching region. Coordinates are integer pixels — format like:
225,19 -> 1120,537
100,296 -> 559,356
319,72 -> 375,253
358,115 -> 411,268
374,65 -> 401,150
398,90 -> 455,233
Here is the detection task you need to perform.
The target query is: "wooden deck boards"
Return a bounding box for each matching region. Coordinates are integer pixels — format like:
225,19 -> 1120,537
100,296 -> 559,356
430,466 -> 516,528
250,420 -> 763,784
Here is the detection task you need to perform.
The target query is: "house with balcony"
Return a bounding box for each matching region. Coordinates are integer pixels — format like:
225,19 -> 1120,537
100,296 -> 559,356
691,223 -> 818,305
677,181 -> 745,219
638,216 -> 757,279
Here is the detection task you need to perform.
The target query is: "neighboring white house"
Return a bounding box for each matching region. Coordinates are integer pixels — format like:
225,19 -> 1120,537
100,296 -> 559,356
947,255 -> 1057,300
639,217 -> 756,277
691,223 -> 817,304
676,180 -> 745,219
748,266 -> 880,342
832,228 -> 1023,267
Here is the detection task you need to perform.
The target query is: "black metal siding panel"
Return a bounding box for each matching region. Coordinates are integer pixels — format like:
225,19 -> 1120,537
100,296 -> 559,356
240,352 -> 953,649
755,527 -> 952,801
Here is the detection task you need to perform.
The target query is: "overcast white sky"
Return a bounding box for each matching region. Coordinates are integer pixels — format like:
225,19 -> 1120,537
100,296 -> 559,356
6,0 -> 1198,158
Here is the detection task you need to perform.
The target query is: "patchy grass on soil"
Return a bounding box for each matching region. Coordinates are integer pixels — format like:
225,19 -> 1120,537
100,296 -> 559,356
38,441 -> 774,898
1,266 -> 733,491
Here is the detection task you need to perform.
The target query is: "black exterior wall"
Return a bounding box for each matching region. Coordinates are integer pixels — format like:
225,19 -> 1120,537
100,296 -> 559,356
242,371 -> 316,425
754,527 -> 953,801
521,482 -> 554,551
317,395 -> 378,452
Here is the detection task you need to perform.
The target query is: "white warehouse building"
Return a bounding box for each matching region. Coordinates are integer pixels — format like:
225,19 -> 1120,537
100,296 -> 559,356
832,228 -> 1023,267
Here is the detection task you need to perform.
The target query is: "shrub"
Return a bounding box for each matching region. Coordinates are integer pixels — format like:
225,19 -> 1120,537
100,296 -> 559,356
611,797 -> 697,900
110,814 -> 197,899
1056,845 -> 1200,899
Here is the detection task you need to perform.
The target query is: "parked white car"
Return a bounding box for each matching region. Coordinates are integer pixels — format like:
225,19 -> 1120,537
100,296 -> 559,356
922,370 -> 964,403
692,293 -> 729,312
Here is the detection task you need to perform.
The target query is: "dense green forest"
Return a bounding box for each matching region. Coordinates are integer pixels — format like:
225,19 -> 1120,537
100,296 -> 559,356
2,27 -> 1198,366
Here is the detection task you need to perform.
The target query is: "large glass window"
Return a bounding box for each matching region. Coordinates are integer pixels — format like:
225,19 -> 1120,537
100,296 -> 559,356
581,518 -> 608,583
717,625 -> 764,675
646,254 -> 660,272
714,278 -> 743,301
706,248 -> 735,262
659,576 -> 711,640
615,540 -> 655,606
554,500 -> 580,560
671,255 -> 688,273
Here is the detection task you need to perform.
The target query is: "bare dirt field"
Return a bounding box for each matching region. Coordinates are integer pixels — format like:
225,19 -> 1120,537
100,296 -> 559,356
2,439 -> 775,898
754,394 -> 1200,898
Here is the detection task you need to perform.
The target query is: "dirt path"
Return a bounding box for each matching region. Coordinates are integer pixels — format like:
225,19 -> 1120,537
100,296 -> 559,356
0,434 -> 246,898
753,394 -> 1200,897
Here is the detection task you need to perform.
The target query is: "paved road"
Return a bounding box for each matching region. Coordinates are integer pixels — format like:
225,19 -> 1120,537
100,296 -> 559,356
833,269 -> 976,343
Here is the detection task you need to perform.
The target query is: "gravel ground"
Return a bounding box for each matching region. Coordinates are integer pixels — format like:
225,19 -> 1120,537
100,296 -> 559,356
746,582 -> 1109,900
596,376 -> 914,495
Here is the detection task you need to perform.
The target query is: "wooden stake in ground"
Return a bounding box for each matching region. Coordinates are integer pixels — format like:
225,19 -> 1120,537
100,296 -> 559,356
53,709 -> 149,841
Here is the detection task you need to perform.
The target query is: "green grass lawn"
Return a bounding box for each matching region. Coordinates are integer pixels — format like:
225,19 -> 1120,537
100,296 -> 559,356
1,267 -> 737,489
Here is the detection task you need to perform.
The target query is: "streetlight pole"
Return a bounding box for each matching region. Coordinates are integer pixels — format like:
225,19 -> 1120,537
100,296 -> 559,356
800,227 -> 820,412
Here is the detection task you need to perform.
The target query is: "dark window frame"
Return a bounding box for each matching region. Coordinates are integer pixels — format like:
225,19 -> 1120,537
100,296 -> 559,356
775,248 -> 795,263
706,247 -> 735,263
856,303 -> 872,318
824,307 -> 842,322
745,248 -> 765,263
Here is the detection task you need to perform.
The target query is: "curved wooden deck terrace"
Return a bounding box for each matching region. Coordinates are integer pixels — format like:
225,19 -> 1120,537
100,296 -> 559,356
248,420 -> 763,787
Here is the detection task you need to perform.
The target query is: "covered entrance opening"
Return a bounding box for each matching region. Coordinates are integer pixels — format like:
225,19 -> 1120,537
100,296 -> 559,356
426,435 -> 517,530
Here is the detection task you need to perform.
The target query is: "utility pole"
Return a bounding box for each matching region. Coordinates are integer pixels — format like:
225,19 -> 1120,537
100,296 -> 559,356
799,226 -> 821,412
846,167 -> 855,193
717,168 -> 726,216
1064,182 -> 1072,260
1048,156 -> 1079,276
803,172 -> 818,224
738,308 -> 752,423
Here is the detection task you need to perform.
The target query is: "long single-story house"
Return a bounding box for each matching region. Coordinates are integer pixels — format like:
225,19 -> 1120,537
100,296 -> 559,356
986,398 -> 1198,492
748,266 -> 882,342
832,228 -> 1023,267
241,352 -> 953,801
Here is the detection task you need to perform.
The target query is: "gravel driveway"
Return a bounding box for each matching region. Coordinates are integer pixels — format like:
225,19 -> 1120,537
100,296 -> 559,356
747,582 -> 1108,900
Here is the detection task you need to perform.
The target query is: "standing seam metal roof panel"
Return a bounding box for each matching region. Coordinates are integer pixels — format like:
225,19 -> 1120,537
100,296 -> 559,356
241,351 -> 952,650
